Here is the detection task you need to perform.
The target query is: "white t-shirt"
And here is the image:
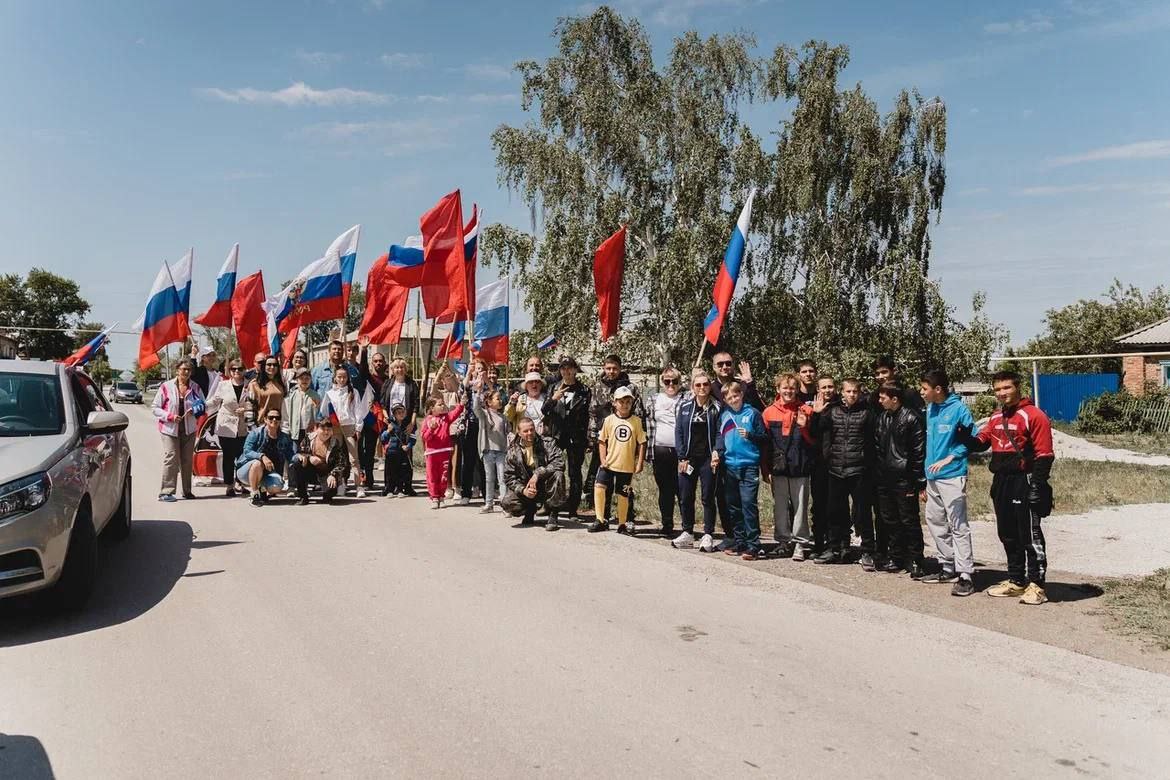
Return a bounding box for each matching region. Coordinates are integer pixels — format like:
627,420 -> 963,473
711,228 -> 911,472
653,393 -> 679,448
387,381 -> 407,410
524,395 -> 545,432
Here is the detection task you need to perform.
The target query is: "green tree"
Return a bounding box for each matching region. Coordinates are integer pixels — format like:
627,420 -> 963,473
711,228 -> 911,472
0,268 -> 91,359
1023,280 -> 1170,373
485,7 -> 997,382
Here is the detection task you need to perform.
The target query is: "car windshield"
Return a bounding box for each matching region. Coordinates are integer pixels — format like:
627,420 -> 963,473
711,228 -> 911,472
116,382 -> 138,391
0,372 -> 65,436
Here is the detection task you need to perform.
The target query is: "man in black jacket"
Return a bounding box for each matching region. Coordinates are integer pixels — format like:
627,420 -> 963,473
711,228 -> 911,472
812,378 -> 876,566
710,351 -> 763,411
500,418 -> 568,530
544,355 -> 592,518
873,383 -> 927,577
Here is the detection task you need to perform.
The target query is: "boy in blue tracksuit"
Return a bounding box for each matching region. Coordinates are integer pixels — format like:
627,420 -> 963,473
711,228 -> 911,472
712,381 -> 769,560
917,368 -> 976,596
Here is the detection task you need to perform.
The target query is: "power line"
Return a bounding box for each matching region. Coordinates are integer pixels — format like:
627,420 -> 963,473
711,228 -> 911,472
0,323 -> 142,336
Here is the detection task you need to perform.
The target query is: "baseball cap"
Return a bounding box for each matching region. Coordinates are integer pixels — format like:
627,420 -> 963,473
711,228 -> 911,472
613,386 -> 634,400
198,344 -> 216,358
558,355 -> 580,369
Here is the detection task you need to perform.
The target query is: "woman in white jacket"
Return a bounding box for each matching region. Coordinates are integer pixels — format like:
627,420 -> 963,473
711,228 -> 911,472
207,358 -> 252,496
151,360 -> 207,502
319,369 -> 371,497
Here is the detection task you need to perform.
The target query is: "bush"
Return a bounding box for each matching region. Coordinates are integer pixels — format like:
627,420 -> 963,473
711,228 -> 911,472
969,393 -> 998,422
1076,388 -> 1170,434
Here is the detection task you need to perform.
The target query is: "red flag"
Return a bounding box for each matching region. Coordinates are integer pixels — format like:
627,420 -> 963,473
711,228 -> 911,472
593,226 -> 626,341
231,271 -> 270,362
281,327 -> 300,363
420,190 -> 467,321
359,258 -> 410,345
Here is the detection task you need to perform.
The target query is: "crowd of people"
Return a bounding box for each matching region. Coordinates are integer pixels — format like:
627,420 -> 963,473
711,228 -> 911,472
149,342 -> 1057,606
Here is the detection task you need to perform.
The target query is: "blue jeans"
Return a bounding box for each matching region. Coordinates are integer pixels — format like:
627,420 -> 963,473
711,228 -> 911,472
236,461 -> 283,491
677,458 -> 717,536
723,464 -> 761,551
482,450 -> 506,505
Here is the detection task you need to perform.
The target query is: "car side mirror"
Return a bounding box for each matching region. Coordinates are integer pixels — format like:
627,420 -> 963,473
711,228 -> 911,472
86,410 -> 129,433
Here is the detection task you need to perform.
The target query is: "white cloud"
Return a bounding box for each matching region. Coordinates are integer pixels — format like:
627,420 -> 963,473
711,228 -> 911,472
615,0 -> 754,26
381,52 -> 427,69
468,92 -> 520,105
1048,139 -> 1170,166
984,14 -> 1054,34
197,82 -> 392,107
456,63 -> 514,81
296,49 -> 344,67
1015,183 -> 1107,196
416,94 -> 451,104
298,117 -> 466,156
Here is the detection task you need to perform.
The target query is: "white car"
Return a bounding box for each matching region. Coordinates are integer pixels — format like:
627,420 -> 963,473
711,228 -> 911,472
0,359 -> 132,609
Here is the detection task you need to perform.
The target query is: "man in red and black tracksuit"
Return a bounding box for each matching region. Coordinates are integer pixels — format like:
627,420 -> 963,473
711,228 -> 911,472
957,370 -> 1055,605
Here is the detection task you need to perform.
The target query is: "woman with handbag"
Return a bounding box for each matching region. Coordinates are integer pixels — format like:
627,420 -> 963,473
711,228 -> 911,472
151,359 -> 207,502
208,358 -> 253,496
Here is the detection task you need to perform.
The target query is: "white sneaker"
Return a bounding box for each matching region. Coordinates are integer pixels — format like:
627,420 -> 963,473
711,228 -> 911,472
445,488 -> 455,499
671,531 -> 695,549
716,538 -> 736,552
458,496 -> 470,506
699,534 -> 715,553
792,545 -> 807,562
356,488 -> 367,498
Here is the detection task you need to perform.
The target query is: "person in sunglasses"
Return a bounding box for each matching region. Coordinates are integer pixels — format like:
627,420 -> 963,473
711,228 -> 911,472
208,359 -> 254,496
709,351 -> 763,411
248,355 -> 287,428
236,409 -> 296,506
645,367 -> 685,537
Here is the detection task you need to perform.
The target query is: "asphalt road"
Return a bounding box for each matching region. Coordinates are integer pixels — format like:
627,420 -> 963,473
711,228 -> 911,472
2,406 -> 1169,778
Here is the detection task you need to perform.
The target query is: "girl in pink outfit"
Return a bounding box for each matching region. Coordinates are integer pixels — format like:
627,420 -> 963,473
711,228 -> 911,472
421,396 -> 465,508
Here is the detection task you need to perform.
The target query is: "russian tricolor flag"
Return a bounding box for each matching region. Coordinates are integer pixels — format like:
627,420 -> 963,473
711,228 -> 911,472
328,224 -> 361,312
170,248 -> 194,331
471,278 -> 509,365
703,189 -> 756,346
537,334 -> 558,351
386,236 -> 425,288
462,206 -> 479,316
63,323 -> 116,368
194,244 -> 239,328
135,262 -> 188,371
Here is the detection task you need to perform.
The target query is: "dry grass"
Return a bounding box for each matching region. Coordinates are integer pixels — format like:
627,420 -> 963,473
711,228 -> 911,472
1103,569 -> 1170,651
1052,422 -> 1170,456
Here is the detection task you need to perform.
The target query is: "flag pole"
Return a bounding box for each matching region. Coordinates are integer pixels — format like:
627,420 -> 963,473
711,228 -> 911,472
413,287 -> 423,380
692,336 -> 706,369
422,316 -> 437,401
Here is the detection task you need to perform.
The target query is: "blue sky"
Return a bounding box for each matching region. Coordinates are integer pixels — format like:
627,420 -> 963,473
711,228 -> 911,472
1,0 -> 1168,369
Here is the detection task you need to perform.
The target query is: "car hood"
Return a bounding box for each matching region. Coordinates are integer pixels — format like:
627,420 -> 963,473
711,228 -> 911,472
0,434 -> 72,483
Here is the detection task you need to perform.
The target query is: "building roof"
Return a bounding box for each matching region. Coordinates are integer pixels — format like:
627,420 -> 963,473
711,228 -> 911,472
1115,315 -> 1170,347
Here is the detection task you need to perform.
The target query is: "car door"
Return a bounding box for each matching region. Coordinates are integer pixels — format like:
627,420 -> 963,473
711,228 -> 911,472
70,373 -> 119,526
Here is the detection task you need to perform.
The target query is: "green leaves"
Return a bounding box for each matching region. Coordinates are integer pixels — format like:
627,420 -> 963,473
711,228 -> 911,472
488,7 -> 999,381
0,268 -> 90,360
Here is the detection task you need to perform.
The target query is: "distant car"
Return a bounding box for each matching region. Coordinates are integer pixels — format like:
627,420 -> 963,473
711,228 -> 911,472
0,359 -> 132,609
145,380 -> 162,393
112,381 -> 143,404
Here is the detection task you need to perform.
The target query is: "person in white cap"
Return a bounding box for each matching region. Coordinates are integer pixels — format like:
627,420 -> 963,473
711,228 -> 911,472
588,385 -> 646,535
506,371 -> 548,436
191,344 -> 222,399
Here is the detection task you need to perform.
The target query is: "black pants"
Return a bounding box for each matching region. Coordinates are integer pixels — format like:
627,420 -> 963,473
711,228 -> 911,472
715,468 -> 732,537
458,421 -> 485,498
868,480 -> 888,557
358,425 -> 377,488
651,445 -> 679,532
584,442 -> 601,501
991,472 -> 1047,586
810,464 -> 830,552
876,483 -> 923,564
288,459 -> 338,501
220,435 -> 244,487
678,458 -> 716,536
560,440 -> 587,516
828,473 -> 872,551
384,449 -> 413,494
500,475 -> 560,521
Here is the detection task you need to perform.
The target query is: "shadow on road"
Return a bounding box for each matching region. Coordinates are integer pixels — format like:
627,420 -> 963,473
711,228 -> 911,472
0,733 -> 55,779
0,519 -> 193,647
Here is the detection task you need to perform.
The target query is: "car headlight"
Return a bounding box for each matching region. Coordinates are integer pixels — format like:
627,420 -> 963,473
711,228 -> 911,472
0,472 -> 52,522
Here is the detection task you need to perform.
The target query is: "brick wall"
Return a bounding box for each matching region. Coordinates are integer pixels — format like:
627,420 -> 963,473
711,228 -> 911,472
1123,355 -> 1146,395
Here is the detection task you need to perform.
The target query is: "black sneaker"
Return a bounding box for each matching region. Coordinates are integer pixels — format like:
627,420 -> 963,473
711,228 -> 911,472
921,570 -> 959,584
545,518 -> 560,531
858,553 -> 876,572
588,519 -> 610,533
813,548 -> 842,565
656,526 -> 674,538
250,492 -> 264,507
880,558 -> 901,573
951,576 -> 975,597
297,496 -> 310,506
521,515 -> 535,526
908,560 -> 928,580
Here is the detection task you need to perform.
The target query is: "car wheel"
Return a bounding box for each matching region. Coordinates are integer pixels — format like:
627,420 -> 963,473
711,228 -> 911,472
104,471 -> 132,541
44,503 -> 98,611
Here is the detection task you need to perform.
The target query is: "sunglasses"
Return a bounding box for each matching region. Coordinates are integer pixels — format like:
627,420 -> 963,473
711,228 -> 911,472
266,415 -> 281,422
662,378 -> 679,386
693,381 -> 711,387
229,366 -> 243,372
715,360 -> 732,367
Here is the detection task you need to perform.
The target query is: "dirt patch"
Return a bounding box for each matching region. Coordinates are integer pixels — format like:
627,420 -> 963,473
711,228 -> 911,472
1103,569 -> 1170,651
634,536 -> 1170,675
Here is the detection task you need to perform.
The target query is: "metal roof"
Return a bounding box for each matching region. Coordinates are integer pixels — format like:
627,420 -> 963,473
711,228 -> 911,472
1114,315 -> 1170,346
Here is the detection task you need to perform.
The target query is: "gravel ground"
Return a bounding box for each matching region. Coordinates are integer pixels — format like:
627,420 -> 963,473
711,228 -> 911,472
972,503 -> 1170,578
1052,429 -> 1170,466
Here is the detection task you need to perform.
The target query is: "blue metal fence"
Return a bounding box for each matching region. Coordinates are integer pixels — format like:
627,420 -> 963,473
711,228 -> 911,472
1037,373 -> 1119,421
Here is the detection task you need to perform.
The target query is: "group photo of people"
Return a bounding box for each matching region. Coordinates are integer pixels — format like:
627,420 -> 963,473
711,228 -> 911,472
151,339 -> 1057,607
